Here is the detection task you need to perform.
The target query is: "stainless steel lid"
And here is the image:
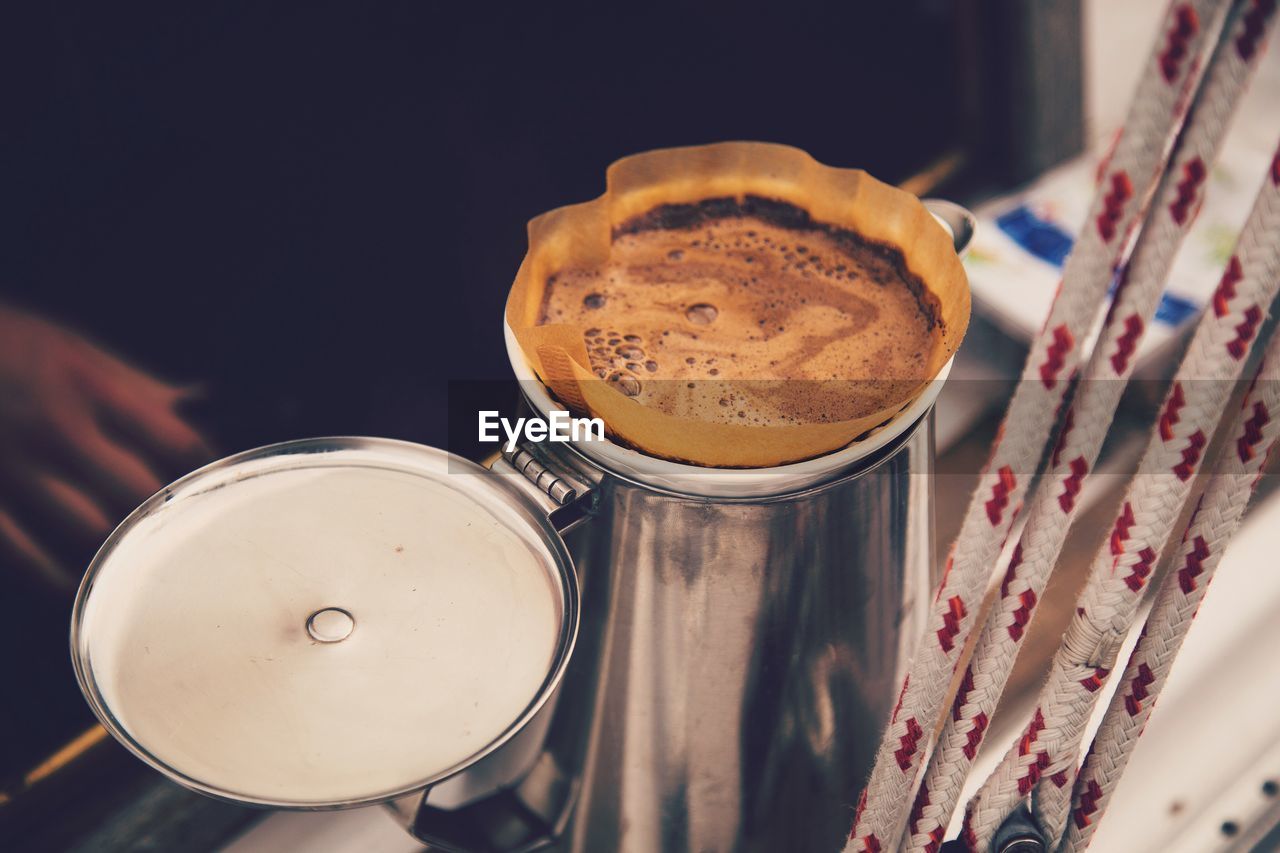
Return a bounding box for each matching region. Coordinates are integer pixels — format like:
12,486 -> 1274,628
71,437 -> 577,808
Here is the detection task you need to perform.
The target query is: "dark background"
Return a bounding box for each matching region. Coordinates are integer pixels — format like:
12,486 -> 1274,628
4,1 -> 1065,847
5,1 -> 961,455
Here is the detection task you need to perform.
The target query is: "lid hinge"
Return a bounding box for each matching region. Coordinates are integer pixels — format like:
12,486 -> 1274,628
491,447 -> 597,535
503,447 -> 580,504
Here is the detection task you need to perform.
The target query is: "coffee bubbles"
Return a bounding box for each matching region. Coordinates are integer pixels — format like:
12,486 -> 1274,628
685,303 -> 718,325
585,327 -> 657,395
537,198 -> 940,427
608,372 -> 642,397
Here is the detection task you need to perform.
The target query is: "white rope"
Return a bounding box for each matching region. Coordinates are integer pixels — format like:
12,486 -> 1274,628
899,3 -> 1276,849
1060,327 -> 1280,851
846,2 -> 1232,850
963,137 -> 1280,850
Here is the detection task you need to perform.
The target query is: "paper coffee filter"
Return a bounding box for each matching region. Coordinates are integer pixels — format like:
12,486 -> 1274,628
506,141 -> 970,468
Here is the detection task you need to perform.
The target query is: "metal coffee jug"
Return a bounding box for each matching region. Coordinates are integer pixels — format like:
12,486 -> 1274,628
71,201 -> 972,853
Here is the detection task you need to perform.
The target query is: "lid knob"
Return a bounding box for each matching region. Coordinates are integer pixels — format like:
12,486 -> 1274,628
307,607 -> 355,643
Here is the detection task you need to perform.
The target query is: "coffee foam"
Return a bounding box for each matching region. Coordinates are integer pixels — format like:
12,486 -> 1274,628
538,197 -> 939,428
506,142 -> 970,468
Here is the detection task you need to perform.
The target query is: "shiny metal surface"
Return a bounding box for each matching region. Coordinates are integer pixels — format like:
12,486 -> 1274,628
406,199 -> 968,851
410,413 -> 937,852
922,198 -> 977,260
71,438 -> 579,810
76,194 -> 968,848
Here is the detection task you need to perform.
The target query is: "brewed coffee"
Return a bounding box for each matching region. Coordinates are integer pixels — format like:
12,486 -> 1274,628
539,196 -> 940,426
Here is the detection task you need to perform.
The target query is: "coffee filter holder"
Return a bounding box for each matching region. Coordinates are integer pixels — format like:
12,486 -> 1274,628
505,141 -> 971,468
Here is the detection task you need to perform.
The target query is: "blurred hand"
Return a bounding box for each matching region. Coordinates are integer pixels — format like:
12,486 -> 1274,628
0,305 -> 213,593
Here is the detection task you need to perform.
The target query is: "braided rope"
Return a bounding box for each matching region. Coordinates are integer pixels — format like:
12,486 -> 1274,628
899,4 -> 1276,848
844,4 -> 1230,850
1060,333 -> 1280,851
963,137 -> 1280,850
844,1 -> 1223,845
